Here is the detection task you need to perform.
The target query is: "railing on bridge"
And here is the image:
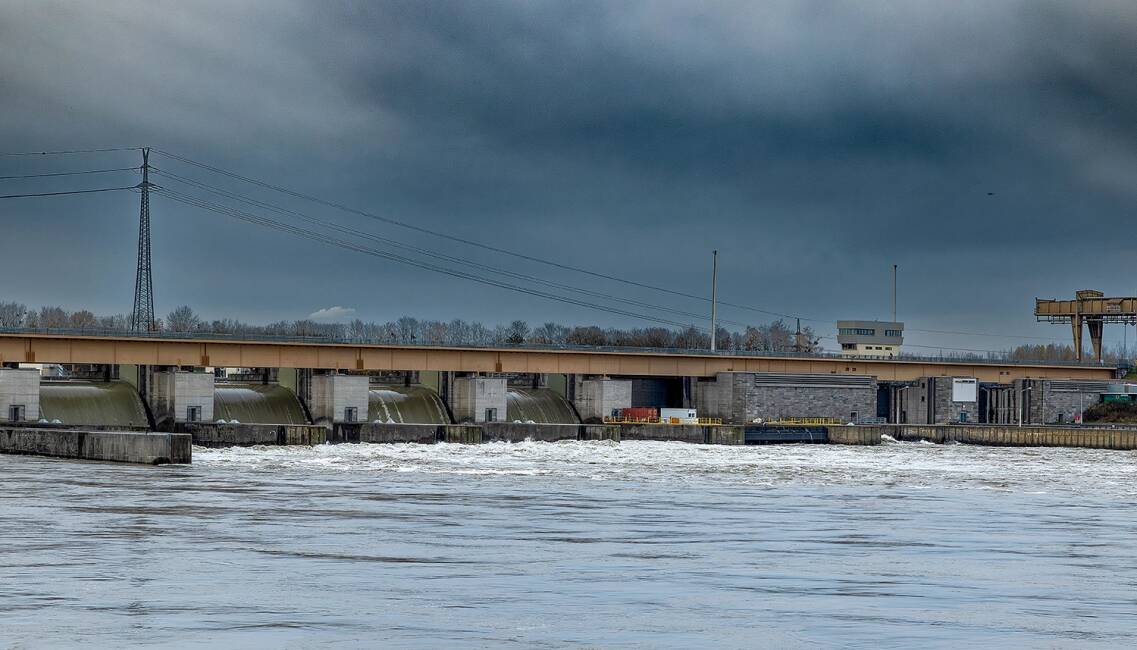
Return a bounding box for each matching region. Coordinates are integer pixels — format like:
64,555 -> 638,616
0,326 -> 1112,368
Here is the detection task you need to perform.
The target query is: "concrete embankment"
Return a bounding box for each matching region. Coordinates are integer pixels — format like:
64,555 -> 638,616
861,424 -> 1137,449
612,424 -> 746,445
828,427 -> 884,446
0,427 -> 191,465
330,422 -> 739,445
481,422 -> 582,442
333,422 -> 439,444
183,423 -> 327,448
580,424 -> 620,441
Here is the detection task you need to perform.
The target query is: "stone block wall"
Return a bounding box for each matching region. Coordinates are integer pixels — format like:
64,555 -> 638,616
696,372 -> 876,424
1022,379 -> 1112,424
933,377 -> 979,424
895,377 -> 979,424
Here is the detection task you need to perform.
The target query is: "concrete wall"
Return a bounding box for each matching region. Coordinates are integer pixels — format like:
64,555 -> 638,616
617,423 -> 744,444
580,424 -> 620,441
150,370 -> 214,431
184,422 -> 326,447
481,422 -> 581,442
309,373 -> 369,424
1024,379 -> 1112,425
574,378 -> 632,421
863,423 -> 1137,449
0,427 -> 190,464
696,372 -> 877,423
450,376 -> 507,423
982,380 -> 1111,425
827,426 -> 883,445
0,368 -> 40,422
893,377 -> 979,424
333,422 -> 440,444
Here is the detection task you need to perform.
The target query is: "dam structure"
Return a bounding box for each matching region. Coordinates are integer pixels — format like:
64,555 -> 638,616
0,328 -> 1131,458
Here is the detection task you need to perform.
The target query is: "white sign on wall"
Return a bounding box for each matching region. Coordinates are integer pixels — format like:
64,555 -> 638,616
952,378 -> 977,403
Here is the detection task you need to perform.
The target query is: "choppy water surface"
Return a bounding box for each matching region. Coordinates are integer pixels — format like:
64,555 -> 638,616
2,441 -> 1136,648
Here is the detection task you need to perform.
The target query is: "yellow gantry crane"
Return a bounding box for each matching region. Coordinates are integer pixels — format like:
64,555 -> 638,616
1035,290 -> 1137,361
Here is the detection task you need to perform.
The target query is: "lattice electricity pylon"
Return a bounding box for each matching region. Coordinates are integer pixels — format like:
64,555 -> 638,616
131,147 -> 156,332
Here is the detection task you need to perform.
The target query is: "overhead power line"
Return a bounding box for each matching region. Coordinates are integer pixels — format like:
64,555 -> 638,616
0,166 -> 138,181
0,186 -> 138,200
150,166 -> 755,330
153,186 -> 710,331
0,147 -> 140,156
906,327 -> 1061,342
155,183 -> 1031,354
153,149 -> 810,321
150,149 -> 1070,346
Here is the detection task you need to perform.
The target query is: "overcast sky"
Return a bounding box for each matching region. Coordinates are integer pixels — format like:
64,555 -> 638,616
1,0 -> 1134,353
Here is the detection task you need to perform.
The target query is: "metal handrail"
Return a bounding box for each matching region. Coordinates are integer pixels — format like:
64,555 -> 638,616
603,416 -> 724,426
764,417 -> 845,426
0,325 -> 1112,368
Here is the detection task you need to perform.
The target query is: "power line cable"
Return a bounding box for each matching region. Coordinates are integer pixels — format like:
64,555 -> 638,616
0,185 -> 137,200
151,166 -> 755,330
0,147 -> 140,156
152,150 -> 1068,346
154,149 -> 811,321
153,186 -> 710,331
159,186 -> 1024,354
0,166 -> 138,181
906,327 -> 1061,342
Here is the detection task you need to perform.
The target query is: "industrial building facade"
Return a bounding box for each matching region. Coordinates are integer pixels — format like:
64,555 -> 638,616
836,320 -> 904,357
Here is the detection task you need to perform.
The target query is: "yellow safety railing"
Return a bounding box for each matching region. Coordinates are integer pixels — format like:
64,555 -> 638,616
764,417 -> 843,426
603,416 -> 724,426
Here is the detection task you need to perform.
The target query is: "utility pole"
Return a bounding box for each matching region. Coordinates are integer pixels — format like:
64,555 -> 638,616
710,250 -> 718,351
131,147 -> 155,332
892,264 -> 898,323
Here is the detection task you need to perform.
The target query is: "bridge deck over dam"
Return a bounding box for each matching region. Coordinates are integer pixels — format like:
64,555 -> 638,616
0,331 -> 1114,381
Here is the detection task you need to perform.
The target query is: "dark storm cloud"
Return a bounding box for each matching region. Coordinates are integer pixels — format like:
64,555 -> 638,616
0,0 -> 1135,350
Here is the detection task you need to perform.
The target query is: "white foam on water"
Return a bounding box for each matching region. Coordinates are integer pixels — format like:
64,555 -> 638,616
193,440 -> 1137,497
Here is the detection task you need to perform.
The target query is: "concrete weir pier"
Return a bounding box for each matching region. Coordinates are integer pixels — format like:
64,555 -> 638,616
184,423 -> 327,448
0,427 -> 191,465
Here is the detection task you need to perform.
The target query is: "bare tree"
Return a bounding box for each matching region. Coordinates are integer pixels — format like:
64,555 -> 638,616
69,310 -> 98,329
468,322 -> 493,345
446,319 -> 471,345
566,326 -> 607,346
38,306 -> 69,329
0,299 -> 847,356
422,320 -> 449,344
674,326 -> 708,350
505,320 -> 529,345
396,316 -> 418,343
530,322 -> 568,345
0,302 -> 26,328
166,305 -> 202,332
